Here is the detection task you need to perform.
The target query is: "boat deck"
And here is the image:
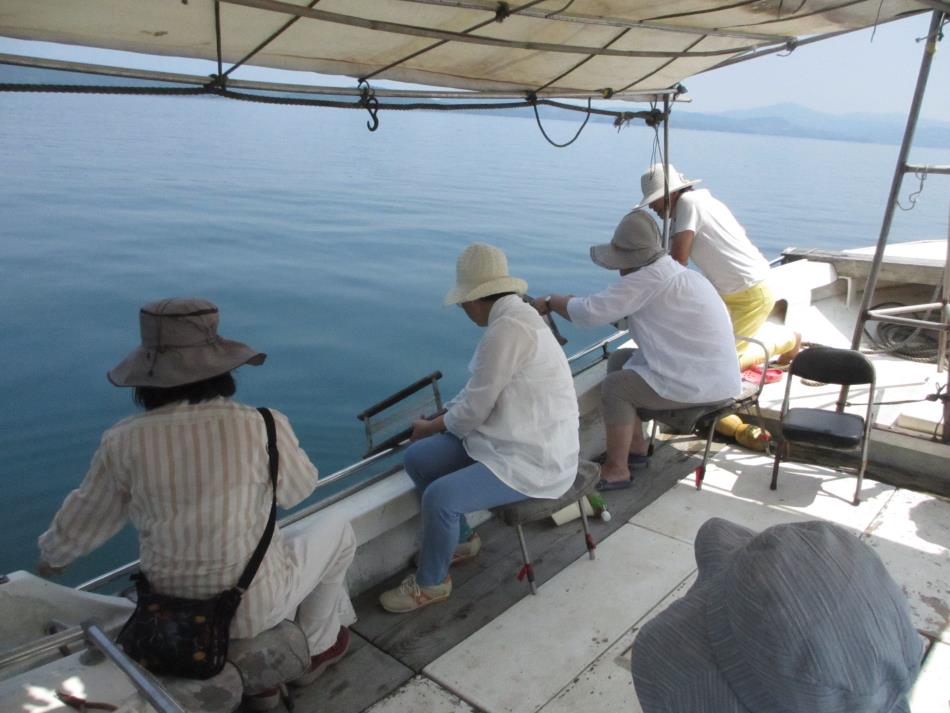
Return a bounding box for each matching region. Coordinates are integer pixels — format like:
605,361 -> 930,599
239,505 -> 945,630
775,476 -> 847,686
300,436 -> 950,713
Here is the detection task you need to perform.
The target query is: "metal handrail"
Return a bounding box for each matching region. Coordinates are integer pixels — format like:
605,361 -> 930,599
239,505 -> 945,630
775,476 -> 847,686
83,621 -> 186,713
76,439 -> 411,592
74,331 -> 627,593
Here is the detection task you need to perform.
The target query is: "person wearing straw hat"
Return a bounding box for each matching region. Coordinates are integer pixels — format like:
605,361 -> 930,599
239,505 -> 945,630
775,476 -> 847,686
638,163 -> 800,368
379,243 -> 579,613
535,210 -> 740,489
37,297 -> 356,709
632,517 -> 922,713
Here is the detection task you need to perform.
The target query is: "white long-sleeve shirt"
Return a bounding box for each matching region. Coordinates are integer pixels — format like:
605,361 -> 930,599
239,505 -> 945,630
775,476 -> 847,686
567,256 -> 740,404
444,295 -> 579,499
38,398 -> 321,638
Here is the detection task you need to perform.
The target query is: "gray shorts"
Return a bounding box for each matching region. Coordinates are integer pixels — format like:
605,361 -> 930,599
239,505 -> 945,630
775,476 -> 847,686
601,348 -> 697,425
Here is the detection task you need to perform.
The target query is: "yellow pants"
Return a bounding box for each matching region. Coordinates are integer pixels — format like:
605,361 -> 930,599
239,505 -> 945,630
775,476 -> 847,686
722,281 -> 774,340
722,282 -> 797,368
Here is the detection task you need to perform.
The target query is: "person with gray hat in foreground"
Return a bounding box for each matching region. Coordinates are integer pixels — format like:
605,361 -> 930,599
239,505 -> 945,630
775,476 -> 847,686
37,297 -> 356,710
638,163 -> 800,369
379,243 -> 579,613
632,517 -> 922,713
534,210 -> 740,490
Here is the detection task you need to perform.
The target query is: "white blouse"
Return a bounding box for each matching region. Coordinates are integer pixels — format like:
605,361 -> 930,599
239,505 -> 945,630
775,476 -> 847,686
567,256 -> 741,405
444,295 -> 579,499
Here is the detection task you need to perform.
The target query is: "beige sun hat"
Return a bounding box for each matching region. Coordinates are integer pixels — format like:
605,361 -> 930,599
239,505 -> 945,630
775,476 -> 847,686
107,297 -> 266,388
634,163 -> 702,210
443,243 -> 528,306
590,210 -> 665,271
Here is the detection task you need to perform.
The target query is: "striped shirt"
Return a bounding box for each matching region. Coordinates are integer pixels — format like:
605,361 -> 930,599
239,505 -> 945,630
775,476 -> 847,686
38,397 -> 319,638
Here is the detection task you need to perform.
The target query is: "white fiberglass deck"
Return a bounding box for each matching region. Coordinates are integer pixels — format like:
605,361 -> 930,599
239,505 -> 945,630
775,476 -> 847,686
364,449 -> 950,713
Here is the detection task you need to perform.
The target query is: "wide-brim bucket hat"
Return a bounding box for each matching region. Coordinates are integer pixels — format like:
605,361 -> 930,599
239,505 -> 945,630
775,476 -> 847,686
108,297 -> 266,388
634,162 -> 701,210
632,518 -> 921,713
590,210 -> 665,271
443,242 -> 528,306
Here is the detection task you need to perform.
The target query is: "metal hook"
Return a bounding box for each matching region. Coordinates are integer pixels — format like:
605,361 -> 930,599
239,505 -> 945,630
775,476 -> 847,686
358,80 -> 380,132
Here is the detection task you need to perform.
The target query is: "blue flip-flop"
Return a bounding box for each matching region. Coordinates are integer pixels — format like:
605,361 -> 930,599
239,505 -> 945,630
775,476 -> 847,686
628,453 -> 650,469
596,478 -> 633,492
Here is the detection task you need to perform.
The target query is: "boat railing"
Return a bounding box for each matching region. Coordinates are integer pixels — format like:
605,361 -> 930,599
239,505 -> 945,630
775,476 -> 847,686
82,621 -> 187,713
73,330 -> 627,594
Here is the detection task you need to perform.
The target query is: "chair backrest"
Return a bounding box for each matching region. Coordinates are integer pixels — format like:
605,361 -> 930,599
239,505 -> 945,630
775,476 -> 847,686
789,346 -> 875,385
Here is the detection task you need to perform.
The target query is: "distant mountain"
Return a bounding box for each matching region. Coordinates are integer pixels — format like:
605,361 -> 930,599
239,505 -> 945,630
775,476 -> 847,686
669,103 -> 950,147
3,64 -> 947,147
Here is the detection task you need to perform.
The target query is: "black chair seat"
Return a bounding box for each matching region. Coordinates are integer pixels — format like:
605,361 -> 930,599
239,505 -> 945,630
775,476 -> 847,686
783,408 -> 865,449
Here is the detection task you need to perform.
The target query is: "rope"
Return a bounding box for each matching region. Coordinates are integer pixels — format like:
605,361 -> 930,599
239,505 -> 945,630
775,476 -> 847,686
896,169 -> 927,211
531,96 -> 591,147
862,298 -> 943,364
0,81 -> 638,117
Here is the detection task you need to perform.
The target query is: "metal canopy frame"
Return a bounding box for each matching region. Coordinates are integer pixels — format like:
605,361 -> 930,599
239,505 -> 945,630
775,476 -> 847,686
850,9 -> 950,442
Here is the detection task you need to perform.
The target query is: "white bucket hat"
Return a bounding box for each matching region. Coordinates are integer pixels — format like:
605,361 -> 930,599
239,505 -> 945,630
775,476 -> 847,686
635,162 -> 701,210
589,210 -> 665,271
443,243 -> 528,306
108,297 -> 266,388
632,518 -> 921,713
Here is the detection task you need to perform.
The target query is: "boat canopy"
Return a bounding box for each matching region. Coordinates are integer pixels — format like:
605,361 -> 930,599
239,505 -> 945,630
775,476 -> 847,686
0,0 -> 941,99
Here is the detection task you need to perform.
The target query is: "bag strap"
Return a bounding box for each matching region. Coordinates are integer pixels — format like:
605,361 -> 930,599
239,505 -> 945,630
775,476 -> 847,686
235,407 -> 280,593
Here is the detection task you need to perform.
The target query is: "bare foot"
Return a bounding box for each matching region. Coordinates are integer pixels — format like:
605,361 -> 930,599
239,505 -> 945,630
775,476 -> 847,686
777,331 -> 802,366
601,461 -> 631,483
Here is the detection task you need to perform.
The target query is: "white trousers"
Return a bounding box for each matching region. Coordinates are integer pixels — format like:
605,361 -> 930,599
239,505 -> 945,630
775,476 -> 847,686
280,514 -> 357,654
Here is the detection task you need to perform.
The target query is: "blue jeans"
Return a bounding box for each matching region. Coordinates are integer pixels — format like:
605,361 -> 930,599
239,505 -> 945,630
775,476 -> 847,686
404,433 -> 526,587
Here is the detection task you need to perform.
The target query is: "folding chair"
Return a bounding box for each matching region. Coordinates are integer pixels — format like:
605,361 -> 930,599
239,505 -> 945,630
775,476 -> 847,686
770,346 -> 876,505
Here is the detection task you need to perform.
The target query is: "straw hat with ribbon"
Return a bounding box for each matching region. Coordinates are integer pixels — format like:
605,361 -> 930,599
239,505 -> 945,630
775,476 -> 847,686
634,163 -> 702,210
107,297 -> 266,388
632,518 -> 921,713
443,243 -> 528,306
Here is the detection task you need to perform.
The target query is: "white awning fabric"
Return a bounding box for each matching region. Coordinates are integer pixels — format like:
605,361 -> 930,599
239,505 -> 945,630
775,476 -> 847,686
0,0 -> 936,97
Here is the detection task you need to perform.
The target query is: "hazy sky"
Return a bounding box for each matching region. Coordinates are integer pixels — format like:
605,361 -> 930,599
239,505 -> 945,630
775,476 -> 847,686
1,10 -> 947,119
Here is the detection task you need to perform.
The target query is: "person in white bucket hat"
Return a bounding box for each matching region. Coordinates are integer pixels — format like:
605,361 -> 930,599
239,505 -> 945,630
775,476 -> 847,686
534,211 -> 740,489
379,243 -> 579,613
632,517 -> 921,713
38,298 -> 357,709
638,163 -> 800,369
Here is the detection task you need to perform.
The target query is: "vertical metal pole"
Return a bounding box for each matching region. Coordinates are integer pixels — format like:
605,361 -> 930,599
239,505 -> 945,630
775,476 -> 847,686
850,10 -> 945,351
662,96 -> 671,250
938,201 -> 950,374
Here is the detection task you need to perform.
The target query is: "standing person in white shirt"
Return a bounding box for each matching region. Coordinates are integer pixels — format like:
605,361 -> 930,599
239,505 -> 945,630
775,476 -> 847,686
638,163 -> 799,368
535,211 -> 740,489
37,297 -> 356,710
379,243 -> 579,613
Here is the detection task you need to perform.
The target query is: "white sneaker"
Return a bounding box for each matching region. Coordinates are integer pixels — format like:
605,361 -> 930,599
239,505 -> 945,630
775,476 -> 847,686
379,574 -> 452,613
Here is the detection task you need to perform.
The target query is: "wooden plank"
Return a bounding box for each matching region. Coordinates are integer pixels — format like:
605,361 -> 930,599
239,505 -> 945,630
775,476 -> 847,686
290,629 -> 414,713
350,437 -> 703,673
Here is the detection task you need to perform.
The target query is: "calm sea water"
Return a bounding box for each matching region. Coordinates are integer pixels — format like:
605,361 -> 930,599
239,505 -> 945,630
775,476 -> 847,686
2,93 -> 948,584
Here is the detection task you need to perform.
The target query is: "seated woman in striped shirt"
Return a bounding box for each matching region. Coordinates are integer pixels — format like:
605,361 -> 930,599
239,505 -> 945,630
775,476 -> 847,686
37,297 -> 355,710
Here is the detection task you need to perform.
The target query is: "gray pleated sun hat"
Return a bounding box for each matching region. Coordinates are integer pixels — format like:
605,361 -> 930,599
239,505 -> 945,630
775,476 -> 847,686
108,297 -> 266,388
632,518 -> 922,713
589,210 -> 665,271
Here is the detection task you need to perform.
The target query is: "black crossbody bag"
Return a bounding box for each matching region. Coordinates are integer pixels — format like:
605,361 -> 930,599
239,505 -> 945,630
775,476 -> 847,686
116,407 -> 279,679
